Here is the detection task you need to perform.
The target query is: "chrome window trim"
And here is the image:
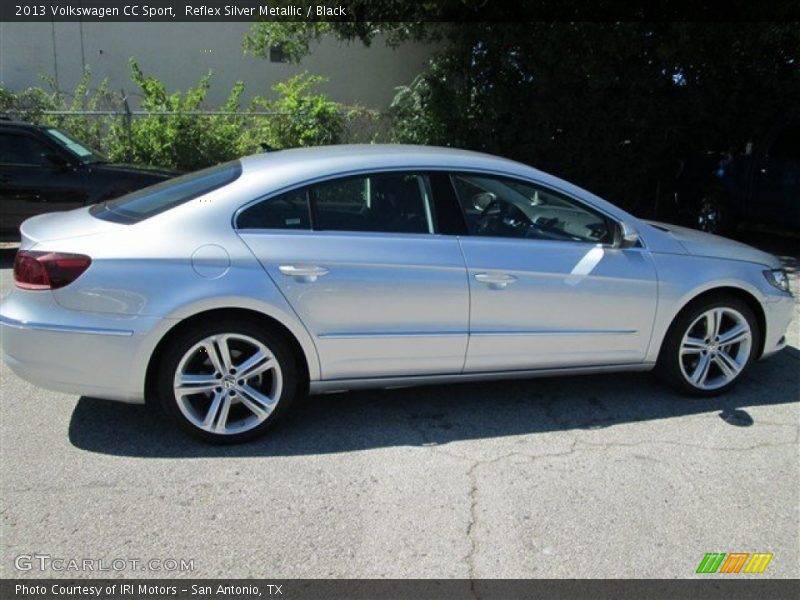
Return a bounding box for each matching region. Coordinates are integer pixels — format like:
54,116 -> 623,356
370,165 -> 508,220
232,165 -> 644,249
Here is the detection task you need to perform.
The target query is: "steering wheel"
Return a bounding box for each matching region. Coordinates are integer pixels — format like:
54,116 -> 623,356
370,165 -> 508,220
476,199 -> 535,236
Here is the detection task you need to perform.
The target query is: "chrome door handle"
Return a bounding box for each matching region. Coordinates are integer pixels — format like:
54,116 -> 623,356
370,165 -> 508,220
474,272 -> 517,289
279,264 -> 329,282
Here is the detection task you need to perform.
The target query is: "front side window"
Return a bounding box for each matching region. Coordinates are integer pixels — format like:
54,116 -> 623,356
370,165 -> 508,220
237,172 -> 436,235
451,173 -> 614,244
0,133 -> 54,167
91,160 -> 241,224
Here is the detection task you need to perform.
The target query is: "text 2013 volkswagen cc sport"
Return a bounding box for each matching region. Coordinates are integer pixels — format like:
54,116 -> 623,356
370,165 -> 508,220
0,146 -> 793,442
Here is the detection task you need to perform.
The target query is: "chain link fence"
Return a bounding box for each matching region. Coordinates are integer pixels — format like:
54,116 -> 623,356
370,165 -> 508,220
1,86 -> 393,170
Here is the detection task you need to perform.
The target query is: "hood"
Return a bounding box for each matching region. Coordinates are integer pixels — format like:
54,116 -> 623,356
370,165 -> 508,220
90,162 -> 179,179
645,221 -> 781,268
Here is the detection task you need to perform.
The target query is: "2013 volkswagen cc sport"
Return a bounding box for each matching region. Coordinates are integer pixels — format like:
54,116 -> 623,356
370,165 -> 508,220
1,145 -> 793,442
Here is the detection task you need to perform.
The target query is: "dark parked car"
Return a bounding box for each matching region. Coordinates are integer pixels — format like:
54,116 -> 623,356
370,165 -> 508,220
670,122 -> 800,235
0,118 -> 176,236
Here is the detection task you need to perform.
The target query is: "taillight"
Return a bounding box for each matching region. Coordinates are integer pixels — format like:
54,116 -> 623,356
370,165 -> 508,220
14,250 -> 92,290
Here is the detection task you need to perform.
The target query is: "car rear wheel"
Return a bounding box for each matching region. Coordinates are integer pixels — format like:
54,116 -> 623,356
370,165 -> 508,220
657,296 -> 759,396
157,320 -> 298,443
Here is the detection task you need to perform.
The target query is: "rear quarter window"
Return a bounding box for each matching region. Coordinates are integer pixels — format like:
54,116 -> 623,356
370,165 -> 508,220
90,161 -> 241,223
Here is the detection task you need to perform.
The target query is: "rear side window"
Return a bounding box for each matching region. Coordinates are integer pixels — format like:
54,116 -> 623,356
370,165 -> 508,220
312,173 -> 434,234
236,172 -> 436,234
237,188 -> 310,230
90,161 -> 241,224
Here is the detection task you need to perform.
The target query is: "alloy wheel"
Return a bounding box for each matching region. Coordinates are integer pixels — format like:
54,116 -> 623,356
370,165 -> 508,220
173,333 -> 283,435
678,307 -> 752,391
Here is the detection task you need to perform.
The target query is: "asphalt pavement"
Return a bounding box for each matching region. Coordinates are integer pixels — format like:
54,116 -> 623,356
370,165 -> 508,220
1,231 -> 798,579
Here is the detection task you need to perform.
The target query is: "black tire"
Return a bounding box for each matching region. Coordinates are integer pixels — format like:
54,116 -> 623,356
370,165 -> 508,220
156,319 -> 299,443
656,295 -> 760,397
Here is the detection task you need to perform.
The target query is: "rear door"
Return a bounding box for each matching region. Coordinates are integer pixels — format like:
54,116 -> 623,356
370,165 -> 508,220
449,172 -> 659,372
236,171 -> 470,380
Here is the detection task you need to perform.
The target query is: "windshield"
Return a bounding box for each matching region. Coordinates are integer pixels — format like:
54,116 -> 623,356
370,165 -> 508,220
90,160 -> 242,224
44,128 -> 106,163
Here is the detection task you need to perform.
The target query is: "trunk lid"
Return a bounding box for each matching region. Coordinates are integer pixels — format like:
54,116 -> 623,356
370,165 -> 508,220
19,207 -> 123,248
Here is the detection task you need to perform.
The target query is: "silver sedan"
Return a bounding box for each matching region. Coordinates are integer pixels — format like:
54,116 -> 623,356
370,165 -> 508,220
1,145 -> 794,442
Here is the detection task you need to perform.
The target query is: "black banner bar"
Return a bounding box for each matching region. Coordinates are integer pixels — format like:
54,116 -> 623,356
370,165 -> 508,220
2,579 -> 800,600
2,1 -> 800,23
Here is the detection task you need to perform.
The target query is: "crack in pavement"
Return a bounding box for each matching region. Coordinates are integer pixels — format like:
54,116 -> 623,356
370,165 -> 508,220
401,401 -> 799,581
456,440 -> 580,583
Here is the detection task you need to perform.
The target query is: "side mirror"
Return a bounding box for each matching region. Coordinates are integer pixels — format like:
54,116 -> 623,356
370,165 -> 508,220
614,221 -> 640,249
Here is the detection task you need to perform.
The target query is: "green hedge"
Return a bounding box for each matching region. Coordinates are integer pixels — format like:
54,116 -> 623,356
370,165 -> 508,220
0,59 -> 385,171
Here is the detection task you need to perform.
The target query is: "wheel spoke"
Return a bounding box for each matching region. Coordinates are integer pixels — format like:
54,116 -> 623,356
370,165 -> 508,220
705,309 -> 723,339
718,324 -> 750,347
175,373 -> 218,395
691,353 -> 712,386
239,385 -> 276,419
681,336 -> 706,355
215,335 -> 234,372
214,395 -> 232,433
237,351 -> 275,380
200,390 -> 225,430
714,350 -> 741,380
202,340 -> 226,375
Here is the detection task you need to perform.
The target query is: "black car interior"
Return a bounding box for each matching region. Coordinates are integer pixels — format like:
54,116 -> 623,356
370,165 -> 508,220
452,174 -> 614,243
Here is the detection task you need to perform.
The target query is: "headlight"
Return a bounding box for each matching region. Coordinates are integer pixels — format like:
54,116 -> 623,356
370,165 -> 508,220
763,269 -> 791,293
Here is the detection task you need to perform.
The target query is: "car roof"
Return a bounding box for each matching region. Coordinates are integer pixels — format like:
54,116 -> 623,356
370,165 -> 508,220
240,144 -> 527,174
0,119 -> 46,132
233,144 -> 635,223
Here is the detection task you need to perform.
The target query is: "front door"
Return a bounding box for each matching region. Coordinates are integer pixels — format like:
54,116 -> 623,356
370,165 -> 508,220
449,172 -> 659,372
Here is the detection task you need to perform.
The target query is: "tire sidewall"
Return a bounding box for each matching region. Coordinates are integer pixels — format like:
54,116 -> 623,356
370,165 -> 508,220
157,320 -> 298,443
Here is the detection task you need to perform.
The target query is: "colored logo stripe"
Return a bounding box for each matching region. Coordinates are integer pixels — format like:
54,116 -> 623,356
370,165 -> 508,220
719,553 -> 749,573
697,553 -> 726,573
697,552 -> 773,574
744,553 -> 773,574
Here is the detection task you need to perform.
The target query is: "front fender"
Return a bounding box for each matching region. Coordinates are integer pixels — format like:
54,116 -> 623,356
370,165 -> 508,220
645,252 -> 775,363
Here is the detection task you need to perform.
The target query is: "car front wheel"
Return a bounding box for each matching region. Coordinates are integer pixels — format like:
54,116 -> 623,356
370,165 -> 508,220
657,297 -> 759,396
157,320 -> 298,443
695,190 -> 731,235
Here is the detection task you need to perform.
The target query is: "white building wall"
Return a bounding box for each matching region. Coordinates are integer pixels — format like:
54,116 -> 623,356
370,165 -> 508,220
0,22 -> 434,109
